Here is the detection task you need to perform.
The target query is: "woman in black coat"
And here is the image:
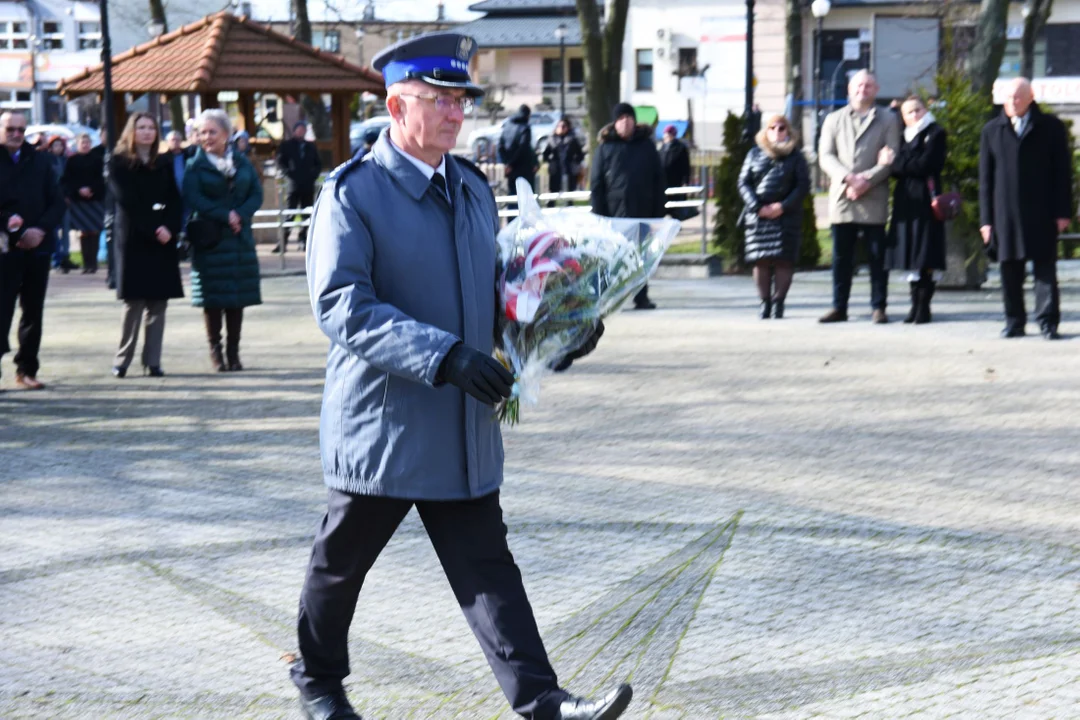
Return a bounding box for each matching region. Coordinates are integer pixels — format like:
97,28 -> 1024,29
64,133 -> 106,273
108,112 -> 183,378
885,96 -> 947,324
541,116 -> 584,205
738,113 -> 810,319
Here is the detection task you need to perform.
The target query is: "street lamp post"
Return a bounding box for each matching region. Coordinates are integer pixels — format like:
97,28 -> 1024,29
745,0 -> 754,118
810,0 -> 831,157
554,23 -> 567,117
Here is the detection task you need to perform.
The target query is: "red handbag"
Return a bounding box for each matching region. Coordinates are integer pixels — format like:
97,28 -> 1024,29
927,178 -> 962,222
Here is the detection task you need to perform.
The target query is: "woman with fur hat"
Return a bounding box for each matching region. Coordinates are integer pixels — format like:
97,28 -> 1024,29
737,113 -> 810,319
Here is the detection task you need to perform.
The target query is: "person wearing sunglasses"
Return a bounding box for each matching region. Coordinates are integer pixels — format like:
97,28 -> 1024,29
294,32 -> 621,720
0,111 -> 66,391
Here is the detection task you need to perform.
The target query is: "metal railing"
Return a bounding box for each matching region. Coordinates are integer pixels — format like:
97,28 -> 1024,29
494,183 -> 710,254
252,182 -> 712,267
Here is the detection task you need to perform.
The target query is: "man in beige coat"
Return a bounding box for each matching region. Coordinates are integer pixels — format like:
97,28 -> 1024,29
817,70 -> 900,323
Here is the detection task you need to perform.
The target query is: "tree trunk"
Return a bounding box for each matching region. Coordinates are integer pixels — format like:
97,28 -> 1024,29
966,0 -> 1010,95
785,0 -> 803,134
576,0 -> 630,152
292,0 -> 333,140
1021,0 -> 1053,80
147,0 -> 185,132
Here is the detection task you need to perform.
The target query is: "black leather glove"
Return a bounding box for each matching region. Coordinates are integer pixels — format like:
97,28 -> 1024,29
440,343 -> 515,406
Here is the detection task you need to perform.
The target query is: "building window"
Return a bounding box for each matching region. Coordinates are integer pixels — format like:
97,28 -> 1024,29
0,21 -> 31,50
312,29 -> 341,53
542,57 -> 563,88
677,48 -> 698,77
78,21 -> 102,50
1046,23 -> 1080,76
42,21 -> 64,50
569,57 -> 584,88
636,49 -> 653,91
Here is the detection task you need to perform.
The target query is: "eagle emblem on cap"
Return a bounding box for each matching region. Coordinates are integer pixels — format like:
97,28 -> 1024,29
457,36 -> 474,60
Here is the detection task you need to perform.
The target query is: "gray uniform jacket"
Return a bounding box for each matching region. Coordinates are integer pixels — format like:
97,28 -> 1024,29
818,105 -> 900,225
306,131 -> 503,500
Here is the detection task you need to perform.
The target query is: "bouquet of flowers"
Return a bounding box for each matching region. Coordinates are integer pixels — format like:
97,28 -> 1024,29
495,178 -> 681,424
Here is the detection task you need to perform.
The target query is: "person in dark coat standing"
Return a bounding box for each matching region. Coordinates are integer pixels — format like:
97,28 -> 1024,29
65,133 -> 107,274
498,104 -> 537,194
275,121 -> 321,252
659,124 -> 691,192
108,113 -> 183,378
591,102 -> 665,309
738,113 -> 810,319
885,96 -> 947,325
184,109 -> 263,371
541,116 -> 584,205
0,111 -> 65,390
44,136 -> 77,273
294,32 -> 623,720
980,77 -> 1072,340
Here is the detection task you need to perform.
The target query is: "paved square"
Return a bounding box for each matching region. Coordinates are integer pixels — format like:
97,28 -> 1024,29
1,265 -> 1078,718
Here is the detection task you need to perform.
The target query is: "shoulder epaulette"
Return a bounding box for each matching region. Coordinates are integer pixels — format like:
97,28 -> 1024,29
326,152 -> 372,184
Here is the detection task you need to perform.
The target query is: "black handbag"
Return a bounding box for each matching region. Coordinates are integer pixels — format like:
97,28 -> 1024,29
185,216 -> 223,250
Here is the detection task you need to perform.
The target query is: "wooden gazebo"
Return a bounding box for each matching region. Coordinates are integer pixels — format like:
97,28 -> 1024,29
57,12 -> 385,165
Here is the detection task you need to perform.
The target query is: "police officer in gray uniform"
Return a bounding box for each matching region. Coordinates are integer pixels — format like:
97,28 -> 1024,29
293,32 -> 625,720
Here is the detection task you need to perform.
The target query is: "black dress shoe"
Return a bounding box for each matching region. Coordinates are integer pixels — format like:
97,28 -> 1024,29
1041,325 -> 1061,340
634,299 -> 657,310
112,366 -> 127,378
144,366 -> 166,377
299,691 -> 361,720
556,684 -> 633,720
1001,325 -> 1026,338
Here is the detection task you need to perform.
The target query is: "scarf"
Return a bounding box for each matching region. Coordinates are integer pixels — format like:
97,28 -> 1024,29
206,151 -> 236,178
904,112 -> 936,143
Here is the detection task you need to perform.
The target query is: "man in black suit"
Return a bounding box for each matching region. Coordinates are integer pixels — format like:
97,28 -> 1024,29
0,111 -> 66,390
980,77 -> 1073,340
275,121 -> 321,252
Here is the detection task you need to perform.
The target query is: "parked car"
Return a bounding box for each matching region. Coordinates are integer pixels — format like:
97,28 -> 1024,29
467,112 -> 586,162
349,116 -> 392,155
25,123 -> 102,151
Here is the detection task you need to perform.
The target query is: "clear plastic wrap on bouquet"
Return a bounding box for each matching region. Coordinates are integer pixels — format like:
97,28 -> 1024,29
495,178 -> 681,423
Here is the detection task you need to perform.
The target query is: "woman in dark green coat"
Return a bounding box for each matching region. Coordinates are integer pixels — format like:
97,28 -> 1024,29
183,109 -> 263,371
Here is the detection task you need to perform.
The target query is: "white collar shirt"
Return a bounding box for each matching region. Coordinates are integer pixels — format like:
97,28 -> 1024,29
389,138 -> 450,204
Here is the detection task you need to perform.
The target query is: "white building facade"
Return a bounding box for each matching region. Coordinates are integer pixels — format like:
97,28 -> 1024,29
619,0 -> 786,149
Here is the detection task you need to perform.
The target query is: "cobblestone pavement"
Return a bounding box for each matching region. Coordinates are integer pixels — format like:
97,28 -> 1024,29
2,265 -> 1079,719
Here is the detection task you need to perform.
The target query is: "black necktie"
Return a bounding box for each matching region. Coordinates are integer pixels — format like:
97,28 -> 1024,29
431,173 -> 449,204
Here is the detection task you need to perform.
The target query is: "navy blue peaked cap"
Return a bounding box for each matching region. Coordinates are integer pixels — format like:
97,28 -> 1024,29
371,32 -> 485,98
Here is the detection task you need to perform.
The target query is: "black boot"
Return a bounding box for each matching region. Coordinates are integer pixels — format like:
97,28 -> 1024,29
759,298 -> 771,319
772,298 -> 785,319
225,308 -> 244,371
903,282 -> 918,324
204,310 -> 226,372
914,280 -> 934,324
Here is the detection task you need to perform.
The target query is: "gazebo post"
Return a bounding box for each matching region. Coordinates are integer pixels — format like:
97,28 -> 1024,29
238,92 -> 257,134
112,92 -> 128,137
200,92 -> 219,112
330,92 -> 351,166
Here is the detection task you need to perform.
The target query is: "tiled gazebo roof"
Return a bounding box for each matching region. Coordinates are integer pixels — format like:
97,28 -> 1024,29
58,11 -> 385,96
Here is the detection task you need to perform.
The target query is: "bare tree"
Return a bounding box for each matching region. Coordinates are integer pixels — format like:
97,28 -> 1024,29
1021,0 -> 1053,79
292,0 -> 333,139
575,0 -> 630,149
966,0 -> 1010,95
147,0 -> 185,132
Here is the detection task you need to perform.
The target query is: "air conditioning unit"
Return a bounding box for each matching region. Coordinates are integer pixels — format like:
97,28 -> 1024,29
657,28 -> 666,40
657,47 -> 665,59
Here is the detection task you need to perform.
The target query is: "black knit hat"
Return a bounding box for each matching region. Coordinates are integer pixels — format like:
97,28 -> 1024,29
612,102 -> 636,122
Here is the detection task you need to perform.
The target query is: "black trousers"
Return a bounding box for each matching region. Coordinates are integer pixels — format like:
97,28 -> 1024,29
831,223 -> 889,312
999,259 -> 1060,330
286,186 -> 316,243
291,489 -> 566,719
0,250 -> 50,377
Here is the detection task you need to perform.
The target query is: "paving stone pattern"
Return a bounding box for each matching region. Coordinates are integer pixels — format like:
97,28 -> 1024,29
1,266 -> 1078,719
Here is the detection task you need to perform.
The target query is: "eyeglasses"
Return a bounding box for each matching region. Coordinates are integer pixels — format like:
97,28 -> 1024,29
4,126 -> 26,134
397,93 -> 474,114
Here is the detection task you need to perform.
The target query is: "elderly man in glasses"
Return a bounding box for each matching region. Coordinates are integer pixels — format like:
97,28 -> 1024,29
293,32 -> 619,720
0,111 -> 65,391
